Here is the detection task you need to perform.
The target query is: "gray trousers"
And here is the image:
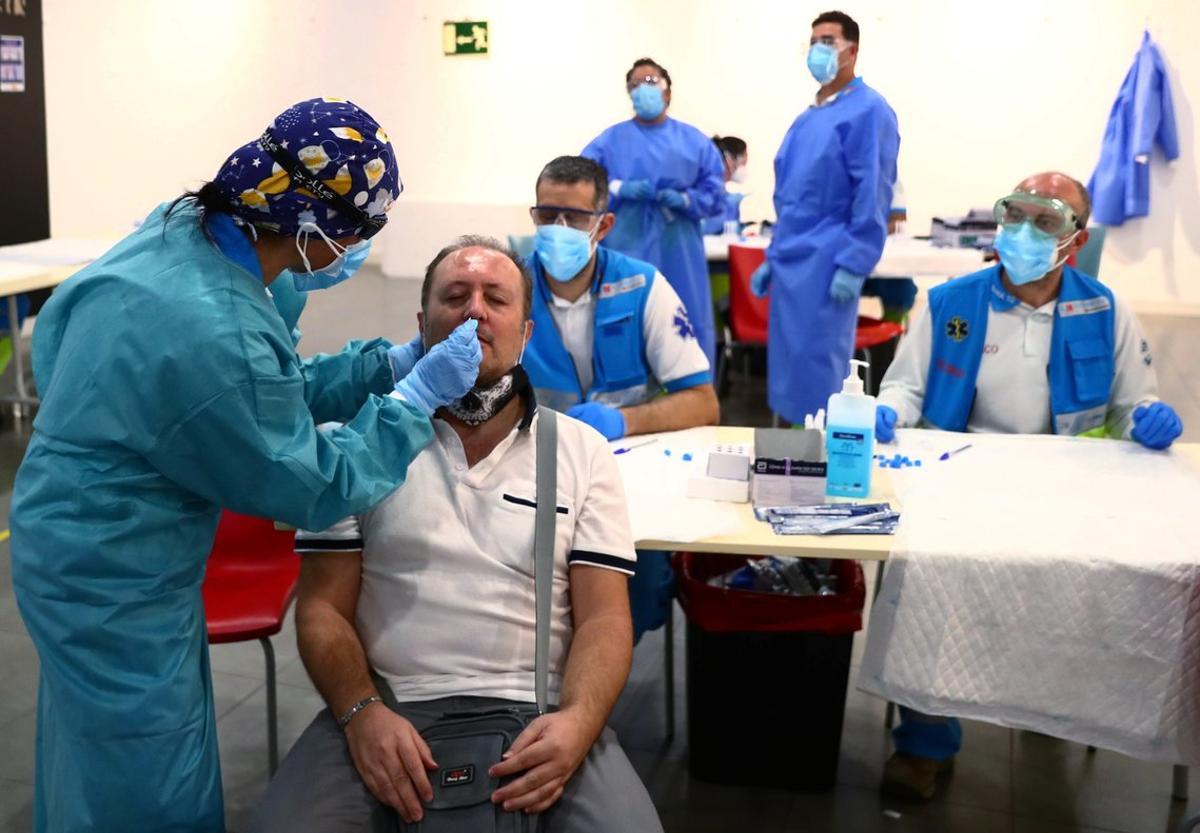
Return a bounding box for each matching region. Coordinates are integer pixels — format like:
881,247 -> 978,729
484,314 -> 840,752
252,696 -> 662,833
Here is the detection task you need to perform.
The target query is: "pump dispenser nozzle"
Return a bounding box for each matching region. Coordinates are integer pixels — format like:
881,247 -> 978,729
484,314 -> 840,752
842,359 -> 869,395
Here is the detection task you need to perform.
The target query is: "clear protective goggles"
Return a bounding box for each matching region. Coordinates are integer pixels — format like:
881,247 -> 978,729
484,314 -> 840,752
626,74 -> 668,92
809,34 -> 849,48
993,192 -> 1083,239
530,204 -> 604,232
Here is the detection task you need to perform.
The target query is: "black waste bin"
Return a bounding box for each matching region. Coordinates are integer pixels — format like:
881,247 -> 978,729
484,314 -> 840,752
675,553 -> 866,790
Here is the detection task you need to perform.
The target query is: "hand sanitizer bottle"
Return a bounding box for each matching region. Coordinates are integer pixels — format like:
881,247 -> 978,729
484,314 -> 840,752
825,359 -> 875,499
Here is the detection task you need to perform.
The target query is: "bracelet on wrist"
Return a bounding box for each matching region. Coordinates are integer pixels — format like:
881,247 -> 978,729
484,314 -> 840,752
337,695 -> 382,728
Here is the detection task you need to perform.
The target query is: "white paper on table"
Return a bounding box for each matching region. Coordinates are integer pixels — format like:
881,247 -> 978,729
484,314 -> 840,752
0,238 -> 117,266
873,235 -> 986,279
860,429 -> 1200,764
612,427 -> 742,543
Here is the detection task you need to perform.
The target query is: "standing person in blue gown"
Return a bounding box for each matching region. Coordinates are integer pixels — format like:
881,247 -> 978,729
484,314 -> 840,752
583,58 -> 726,368
751,11 -> 899,424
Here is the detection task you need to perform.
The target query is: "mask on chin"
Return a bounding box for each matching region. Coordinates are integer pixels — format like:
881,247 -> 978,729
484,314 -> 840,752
445,364 -> 530,426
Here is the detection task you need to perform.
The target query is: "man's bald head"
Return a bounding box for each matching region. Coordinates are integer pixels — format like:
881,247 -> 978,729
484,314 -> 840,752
1014,172 -> 1091,227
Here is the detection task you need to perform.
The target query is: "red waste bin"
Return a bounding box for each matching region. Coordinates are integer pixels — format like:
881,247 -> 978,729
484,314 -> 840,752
675,553 -> 866,789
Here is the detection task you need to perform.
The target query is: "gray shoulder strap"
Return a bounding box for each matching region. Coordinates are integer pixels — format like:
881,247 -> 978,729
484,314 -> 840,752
533,406 -> 558,714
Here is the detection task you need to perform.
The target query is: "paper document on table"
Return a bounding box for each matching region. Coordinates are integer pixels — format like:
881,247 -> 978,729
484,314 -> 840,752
0,238 -> 116,266
860,429 -> 1200,765
613,427 -> 742,543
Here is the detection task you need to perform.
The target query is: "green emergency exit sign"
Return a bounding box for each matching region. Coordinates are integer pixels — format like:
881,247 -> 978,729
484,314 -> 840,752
443,21 -> 488,56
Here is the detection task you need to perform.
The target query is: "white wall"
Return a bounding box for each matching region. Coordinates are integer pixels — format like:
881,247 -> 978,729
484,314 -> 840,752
41,0 -> 1200,305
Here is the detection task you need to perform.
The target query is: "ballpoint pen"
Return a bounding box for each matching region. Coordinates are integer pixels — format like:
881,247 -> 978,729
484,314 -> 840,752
939,443 -> 972,461
613,438 -> 659,455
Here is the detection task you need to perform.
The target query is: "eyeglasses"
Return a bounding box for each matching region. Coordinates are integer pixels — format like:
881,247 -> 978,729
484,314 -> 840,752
993,192 -> 1083,238
626,74 -> 667,92
530,205 -> 603,231
258,127 -> 396,240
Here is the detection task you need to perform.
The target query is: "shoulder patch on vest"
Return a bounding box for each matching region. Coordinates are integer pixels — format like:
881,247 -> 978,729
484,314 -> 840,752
1057,296 -> 1112,318
599,273 -> 647,298
945,316 -> 970,342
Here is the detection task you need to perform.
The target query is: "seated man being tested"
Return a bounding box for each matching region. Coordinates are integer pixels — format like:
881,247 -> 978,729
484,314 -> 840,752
254,236 -> 662,833
522,154 -> 720,641
873,170 -> 1184,801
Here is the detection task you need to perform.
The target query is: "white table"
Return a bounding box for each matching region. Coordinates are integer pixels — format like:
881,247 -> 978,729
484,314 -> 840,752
627,425 -> 1200,788
0,238 -> 114,415
620,425 -> 892,561
704,233 -> 987,280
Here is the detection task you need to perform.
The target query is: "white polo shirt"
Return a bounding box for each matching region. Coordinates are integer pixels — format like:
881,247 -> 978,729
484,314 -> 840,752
879,291 -> 1158,436
546,273 -> 711,407
296,397 -> 636,704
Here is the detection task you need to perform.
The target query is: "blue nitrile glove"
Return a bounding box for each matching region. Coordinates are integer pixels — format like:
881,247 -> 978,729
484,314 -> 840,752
1131,402 -> 1183,450
567,401 -> 627,440
657,188 -> 688,210
620,179 -> 654,201
750,261 -> 771,298
876,404 -> 898,443
829,267 -> 866,303
387,333 -> 424,383
393,319 -> 482,416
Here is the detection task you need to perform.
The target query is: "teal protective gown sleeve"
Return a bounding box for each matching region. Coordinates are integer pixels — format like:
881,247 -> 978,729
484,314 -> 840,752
10,202 -> 432,833
300,337 -> 396,425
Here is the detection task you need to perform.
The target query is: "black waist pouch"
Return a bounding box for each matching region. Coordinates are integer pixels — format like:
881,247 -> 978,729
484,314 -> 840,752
397,706 -> 541,833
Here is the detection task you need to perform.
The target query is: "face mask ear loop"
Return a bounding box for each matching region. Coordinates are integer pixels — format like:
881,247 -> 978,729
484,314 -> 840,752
1050,229 -> 1082,273
232,215 -> 260,243
296,222 -> 347,275
518,331 -> 528,366
295,227 -> 315,275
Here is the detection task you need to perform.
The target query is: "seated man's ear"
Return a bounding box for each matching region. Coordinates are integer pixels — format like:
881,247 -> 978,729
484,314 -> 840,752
594,213 -> 616,244
1068,228 -> 1090,260
523,319 -> 534,344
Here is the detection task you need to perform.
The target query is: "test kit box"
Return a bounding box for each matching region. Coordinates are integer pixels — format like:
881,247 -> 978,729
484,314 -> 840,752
751,428 -> 827,507
686,443 -> 753,503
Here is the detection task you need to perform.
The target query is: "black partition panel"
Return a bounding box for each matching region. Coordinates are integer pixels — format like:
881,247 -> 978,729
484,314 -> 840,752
0,0 -> 48,245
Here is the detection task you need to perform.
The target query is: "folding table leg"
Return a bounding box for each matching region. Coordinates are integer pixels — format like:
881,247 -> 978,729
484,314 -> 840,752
261,637 -> 279,775
664,603 -> 675,741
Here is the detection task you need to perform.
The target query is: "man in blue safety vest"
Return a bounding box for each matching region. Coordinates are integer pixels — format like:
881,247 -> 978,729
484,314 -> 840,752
522,155 -> 720,641
873,170 -> 1184,801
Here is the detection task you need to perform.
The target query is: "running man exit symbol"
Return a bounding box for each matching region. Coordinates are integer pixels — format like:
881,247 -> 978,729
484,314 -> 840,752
442,21 -> 489,55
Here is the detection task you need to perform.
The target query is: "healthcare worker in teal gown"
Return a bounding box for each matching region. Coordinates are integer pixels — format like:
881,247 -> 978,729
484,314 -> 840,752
10,98 -> 481,833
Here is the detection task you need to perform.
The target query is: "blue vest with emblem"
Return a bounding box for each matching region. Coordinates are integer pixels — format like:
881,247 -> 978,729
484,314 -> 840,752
524,247 -> 656,413
923,265 -> 1116,436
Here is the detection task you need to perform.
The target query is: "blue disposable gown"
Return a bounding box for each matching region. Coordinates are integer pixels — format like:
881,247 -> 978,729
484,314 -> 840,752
700,189 -> 745,235
1088,31 -> 1179,226
11,202 -> 433,833
582,118 -> 725,366
767,79 -> 899,423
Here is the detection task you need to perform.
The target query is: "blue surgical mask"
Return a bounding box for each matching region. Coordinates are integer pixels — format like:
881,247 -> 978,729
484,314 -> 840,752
631,83 -> 666,121
293,222 -> 371,291
534,224 -> 596,282
807,43 -> 840,84
993,223 -> 1075,286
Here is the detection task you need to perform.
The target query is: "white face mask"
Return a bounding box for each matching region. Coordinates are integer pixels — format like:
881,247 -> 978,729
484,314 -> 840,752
730,166 -> 748,184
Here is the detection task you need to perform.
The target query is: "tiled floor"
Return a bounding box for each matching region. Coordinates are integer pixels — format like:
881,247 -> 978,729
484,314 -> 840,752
1,269 -> 1198,832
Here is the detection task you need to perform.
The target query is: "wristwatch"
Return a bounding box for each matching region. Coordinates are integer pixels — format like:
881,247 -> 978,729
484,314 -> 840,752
337,695 -> 383,728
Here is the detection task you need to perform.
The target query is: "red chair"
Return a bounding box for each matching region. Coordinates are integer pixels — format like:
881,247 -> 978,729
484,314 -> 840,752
718,244 -> 905,397
854,315 -> 904,395
717,244 -> 770,391
203,511 -> 300,775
